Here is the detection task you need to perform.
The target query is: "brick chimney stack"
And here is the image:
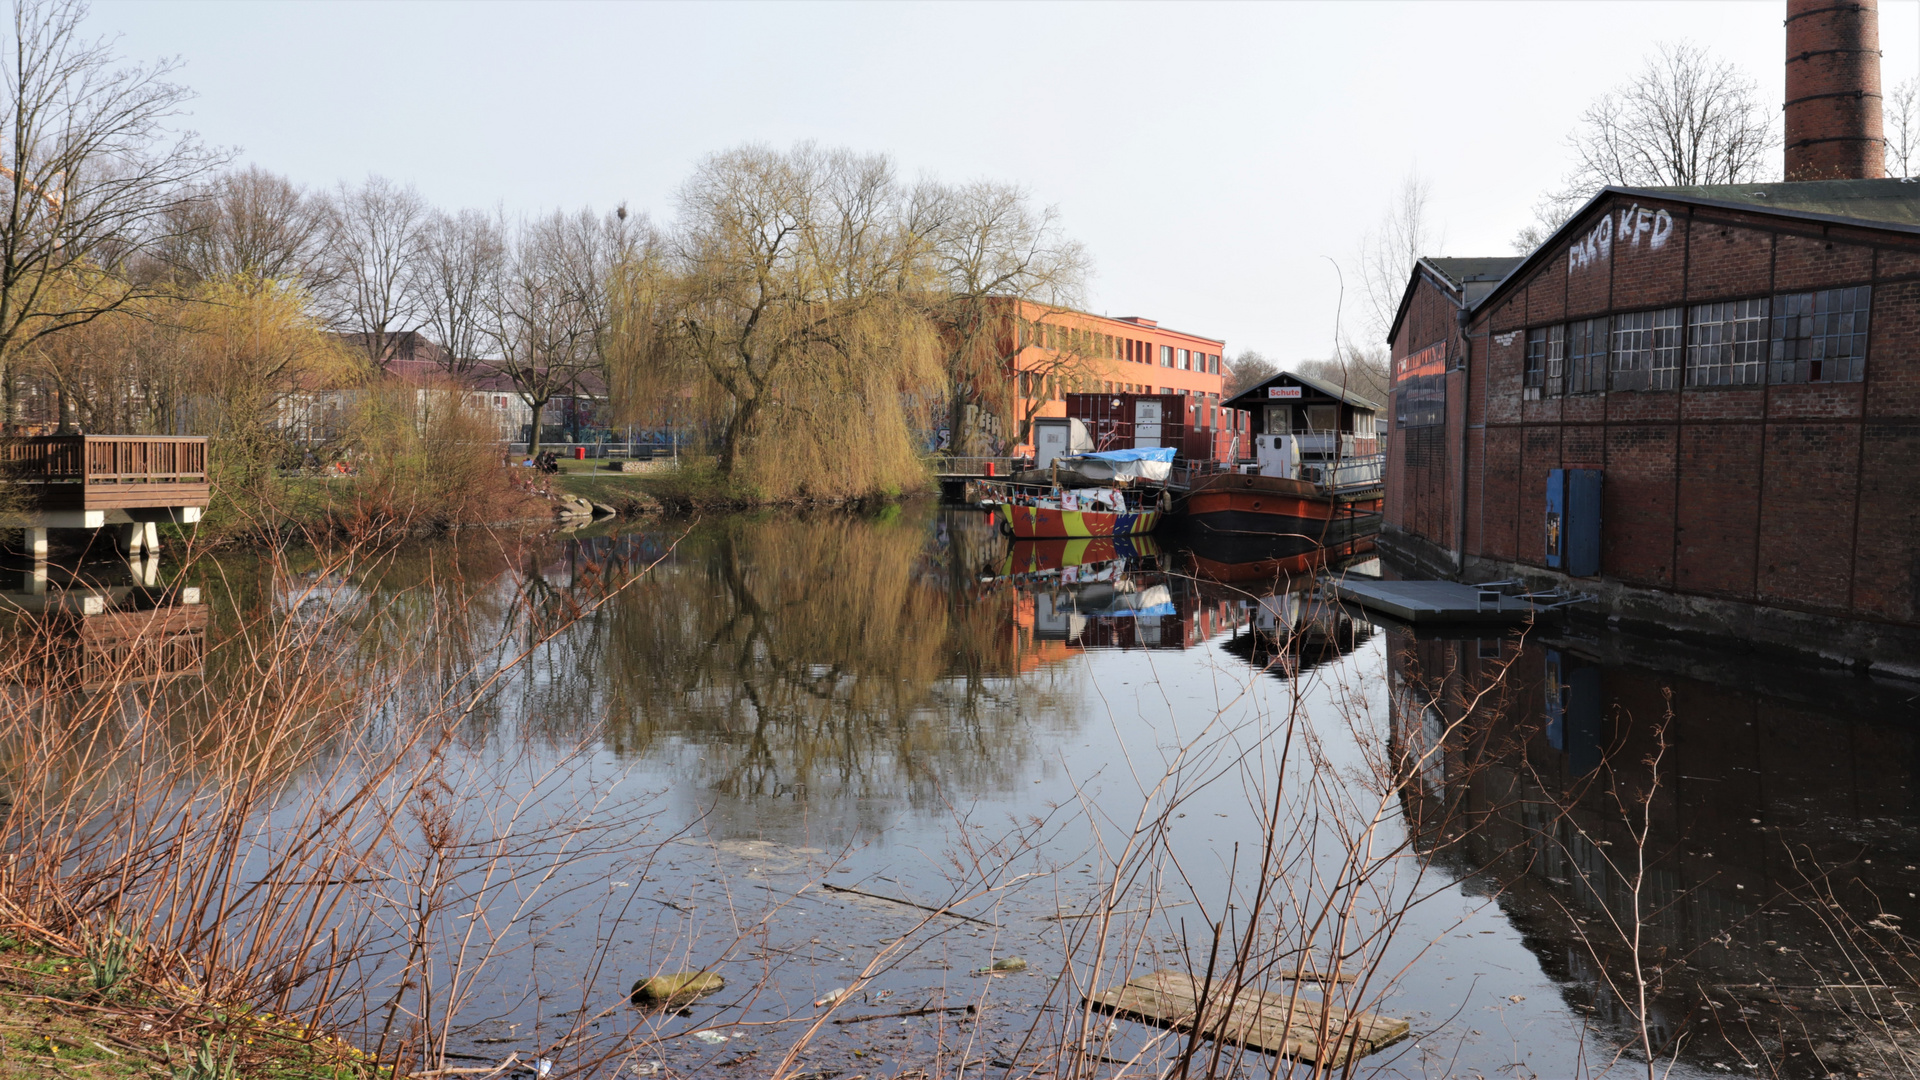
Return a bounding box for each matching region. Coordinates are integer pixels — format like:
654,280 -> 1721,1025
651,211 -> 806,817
1784,0 -> 1886,180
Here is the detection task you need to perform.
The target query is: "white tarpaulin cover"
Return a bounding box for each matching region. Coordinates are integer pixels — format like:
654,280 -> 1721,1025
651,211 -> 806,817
1061,447 -> 1174,483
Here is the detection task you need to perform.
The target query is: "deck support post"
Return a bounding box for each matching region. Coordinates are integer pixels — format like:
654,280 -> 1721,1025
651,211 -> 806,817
23,527 -> 46,559
118,522 -> 158,555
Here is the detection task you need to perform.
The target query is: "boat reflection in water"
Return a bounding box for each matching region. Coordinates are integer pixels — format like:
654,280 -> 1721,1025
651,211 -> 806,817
1387,622 -> 1920,1077
990,534 -> 1247,653
1181,531 -> 1379,680
986,527 -> 1383,672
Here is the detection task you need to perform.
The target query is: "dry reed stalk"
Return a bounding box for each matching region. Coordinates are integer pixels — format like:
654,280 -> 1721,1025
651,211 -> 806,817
0,523 -> 691,1078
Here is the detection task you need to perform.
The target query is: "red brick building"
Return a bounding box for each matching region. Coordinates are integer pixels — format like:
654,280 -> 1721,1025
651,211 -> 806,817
1384,182 -> 1920,674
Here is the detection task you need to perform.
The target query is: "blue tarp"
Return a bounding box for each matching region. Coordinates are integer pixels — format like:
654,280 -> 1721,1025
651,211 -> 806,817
1073,447 -> 1177,463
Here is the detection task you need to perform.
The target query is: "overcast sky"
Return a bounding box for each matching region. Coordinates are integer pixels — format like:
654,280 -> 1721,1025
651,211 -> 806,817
88,0 -> 1920,364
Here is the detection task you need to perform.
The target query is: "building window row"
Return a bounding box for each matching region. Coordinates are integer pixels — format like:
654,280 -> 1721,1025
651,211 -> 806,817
1521,286 -> 1870,399
1020,318 -> 1222,376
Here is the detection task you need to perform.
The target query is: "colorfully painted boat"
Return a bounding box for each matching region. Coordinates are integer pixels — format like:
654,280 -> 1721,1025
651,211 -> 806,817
984,447 -> 1173,539
997,535 -> 1162,577
993,501 -> 1161,539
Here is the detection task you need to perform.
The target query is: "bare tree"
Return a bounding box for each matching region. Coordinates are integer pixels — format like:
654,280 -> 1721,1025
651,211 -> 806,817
325,174 -> 428,369
1887,76 -> 1919,178
1297,341 -> 1390,404
1356,172 -> 1438,344
1224,349 -> 1279,397
1005,310 -> 1109,448
0,0 -> 224,431
1515,41 -> 1775,251
916,179 -> 1088,455
418,207 -> 504,375
483,208 -> 620,454
156,165 -> 330,290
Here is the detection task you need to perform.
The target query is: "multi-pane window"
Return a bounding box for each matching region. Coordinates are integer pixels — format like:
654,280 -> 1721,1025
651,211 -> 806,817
1177,348 -> 1190,370
1771,286 -> 1870,384
1566,316 -> 1610,394
1524,325 -> 1565,400
1521,286 -> 1871,398
1610,307 -> 1683,391
1398,374 -> 1446,428
1686,298 -> 1769,386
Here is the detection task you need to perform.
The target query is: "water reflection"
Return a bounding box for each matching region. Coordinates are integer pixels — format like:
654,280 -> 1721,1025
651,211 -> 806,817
983,535 -> 1247,654
0,553 -> 206,687
1389,623 -> 1920,1076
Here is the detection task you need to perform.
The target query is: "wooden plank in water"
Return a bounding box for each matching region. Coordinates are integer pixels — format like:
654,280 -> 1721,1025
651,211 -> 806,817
1085,970 -> 1409,1065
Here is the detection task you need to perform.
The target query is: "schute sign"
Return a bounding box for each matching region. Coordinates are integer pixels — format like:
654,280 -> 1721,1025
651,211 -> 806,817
1267,386 -> 1302,399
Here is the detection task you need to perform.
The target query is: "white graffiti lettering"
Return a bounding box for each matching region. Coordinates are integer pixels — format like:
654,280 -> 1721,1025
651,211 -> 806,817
1567,215 -> 1614,275
1570,203 -> 1674,275
1494,331 -> 1520,346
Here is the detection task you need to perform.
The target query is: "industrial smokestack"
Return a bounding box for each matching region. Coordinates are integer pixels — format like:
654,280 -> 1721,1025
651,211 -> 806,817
1784,0 -> 1886,181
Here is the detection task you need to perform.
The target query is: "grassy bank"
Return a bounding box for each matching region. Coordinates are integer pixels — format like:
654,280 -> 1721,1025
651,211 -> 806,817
0,933 -> 375,1080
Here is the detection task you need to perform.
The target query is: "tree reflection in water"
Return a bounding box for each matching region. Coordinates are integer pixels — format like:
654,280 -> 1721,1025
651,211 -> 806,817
494,507 -> 1087,833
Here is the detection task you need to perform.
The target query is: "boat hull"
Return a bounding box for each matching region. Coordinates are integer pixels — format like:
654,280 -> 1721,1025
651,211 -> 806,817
994,504 -> 1161,538
1179,473 -> 1381,542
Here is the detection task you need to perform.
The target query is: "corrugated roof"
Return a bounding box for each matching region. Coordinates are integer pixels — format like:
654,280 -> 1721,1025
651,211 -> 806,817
1623,178 -> 1920,229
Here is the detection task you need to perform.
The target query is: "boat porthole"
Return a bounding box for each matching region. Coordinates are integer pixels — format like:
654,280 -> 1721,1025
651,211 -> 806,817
1252,501 -> 1262,510
1243,477 -> 1253,487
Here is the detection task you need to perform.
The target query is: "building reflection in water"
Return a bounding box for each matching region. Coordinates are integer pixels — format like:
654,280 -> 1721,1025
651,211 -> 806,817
981,531 -> 1386,672
1388,622 -> 1920,1076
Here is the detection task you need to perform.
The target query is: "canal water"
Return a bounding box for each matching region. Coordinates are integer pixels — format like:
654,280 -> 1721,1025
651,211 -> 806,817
8,504 -> 1920,1079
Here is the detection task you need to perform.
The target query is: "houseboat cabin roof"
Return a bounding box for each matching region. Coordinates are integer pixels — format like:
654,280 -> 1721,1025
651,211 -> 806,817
1224,369 -> 1382,415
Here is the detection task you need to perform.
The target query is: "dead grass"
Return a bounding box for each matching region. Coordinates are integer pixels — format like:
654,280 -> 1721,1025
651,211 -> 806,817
0,932 -> 376,1079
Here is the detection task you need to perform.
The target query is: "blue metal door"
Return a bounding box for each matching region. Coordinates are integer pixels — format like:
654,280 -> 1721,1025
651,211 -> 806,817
1566,469 -> 1603,577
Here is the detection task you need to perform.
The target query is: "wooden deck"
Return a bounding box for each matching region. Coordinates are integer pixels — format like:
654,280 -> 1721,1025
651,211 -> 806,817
2,436 -> 209,511
1085,970 -> 1409,1065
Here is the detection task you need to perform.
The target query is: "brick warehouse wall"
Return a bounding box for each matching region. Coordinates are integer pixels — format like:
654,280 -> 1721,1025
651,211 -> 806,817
1386,191 -> 1920,666
1386,270 -> 1473,567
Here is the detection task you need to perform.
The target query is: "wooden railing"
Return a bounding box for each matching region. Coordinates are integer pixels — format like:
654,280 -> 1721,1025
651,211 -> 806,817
2,436 -> 207,482
1,436 -> 210,511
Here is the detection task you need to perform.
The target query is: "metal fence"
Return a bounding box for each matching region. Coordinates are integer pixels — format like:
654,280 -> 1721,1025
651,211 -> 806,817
930,456 -> 1018,476
508,442 -> 679,461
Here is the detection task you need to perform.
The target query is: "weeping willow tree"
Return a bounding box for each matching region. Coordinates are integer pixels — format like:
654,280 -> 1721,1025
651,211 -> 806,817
607,143 -> 945,501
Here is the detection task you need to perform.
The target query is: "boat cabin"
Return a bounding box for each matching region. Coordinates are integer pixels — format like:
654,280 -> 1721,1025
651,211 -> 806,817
1223,371 -> 1381,462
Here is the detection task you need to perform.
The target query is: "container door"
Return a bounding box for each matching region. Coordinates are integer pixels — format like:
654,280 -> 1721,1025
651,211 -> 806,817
1544,469 -> 1566,569
1134,400 -> 1163,448
1035,421 -> 1068,468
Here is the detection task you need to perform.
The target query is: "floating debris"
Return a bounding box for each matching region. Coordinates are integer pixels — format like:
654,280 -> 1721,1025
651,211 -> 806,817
631,971 -> 725,1007
690,1029 -> 730,1045
813,986 -> 847,1007
972,956 -> 1028,976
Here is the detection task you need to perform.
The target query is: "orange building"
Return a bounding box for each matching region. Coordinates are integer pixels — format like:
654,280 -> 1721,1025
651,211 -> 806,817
990,298 -> 1227,454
